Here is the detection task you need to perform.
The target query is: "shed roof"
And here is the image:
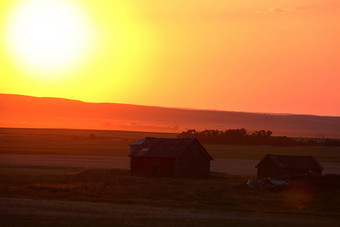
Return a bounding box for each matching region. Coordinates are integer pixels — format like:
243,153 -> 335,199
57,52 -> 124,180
129,137 -> 213,160
255,154 -> 324,170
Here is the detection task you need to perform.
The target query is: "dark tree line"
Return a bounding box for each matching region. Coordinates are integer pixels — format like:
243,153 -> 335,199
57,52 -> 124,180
177,129 -> 340,146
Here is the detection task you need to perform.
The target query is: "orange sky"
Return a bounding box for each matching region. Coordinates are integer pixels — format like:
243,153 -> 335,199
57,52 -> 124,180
1,0 -> 339,116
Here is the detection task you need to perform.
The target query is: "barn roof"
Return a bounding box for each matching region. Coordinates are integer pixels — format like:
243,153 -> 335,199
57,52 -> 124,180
255,154 -> 324,170
129,137 -> 213,160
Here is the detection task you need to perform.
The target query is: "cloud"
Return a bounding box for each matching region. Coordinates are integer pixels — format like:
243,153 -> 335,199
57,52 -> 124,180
256,6 -> 311,14
256,8 -> 284,14
270,8 -> 284,13
255,10 -> 264,14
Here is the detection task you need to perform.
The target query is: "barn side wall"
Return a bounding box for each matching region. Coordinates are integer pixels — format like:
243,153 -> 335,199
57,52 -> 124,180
311,169 -> 322,176
257,158 -> 284,179
130,157 -> 175,177
258,161 -> 323,179
175,147 -> 210,177
286,168 -> 322,178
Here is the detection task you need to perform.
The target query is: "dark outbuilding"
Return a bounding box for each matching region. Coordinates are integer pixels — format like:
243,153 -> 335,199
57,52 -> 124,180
255,154 -> 324,179
129,137 -> 213,177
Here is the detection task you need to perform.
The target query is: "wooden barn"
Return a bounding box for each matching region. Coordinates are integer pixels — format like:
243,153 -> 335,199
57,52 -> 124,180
255,154 -> 324,179
129,137 -> 213,177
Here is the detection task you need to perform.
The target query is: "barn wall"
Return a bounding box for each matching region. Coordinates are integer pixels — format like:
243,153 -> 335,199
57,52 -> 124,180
175,147 -> 210,177
310,169 -> 322,176
286,169 -> 322,178
257,158 -> 283,179
175,159 -> 210,177
258,163 -> 323,179
131,157 -> 175,177
285,169 -> 309,178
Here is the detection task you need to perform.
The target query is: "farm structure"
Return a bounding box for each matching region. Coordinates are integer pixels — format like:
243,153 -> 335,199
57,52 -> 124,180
255,154 -> 324,179
129,137 -> 213,177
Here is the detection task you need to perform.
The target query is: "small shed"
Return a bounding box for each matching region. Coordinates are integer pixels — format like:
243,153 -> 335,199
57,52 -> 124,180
129,137 -> 213,177
255,154 -> 324,179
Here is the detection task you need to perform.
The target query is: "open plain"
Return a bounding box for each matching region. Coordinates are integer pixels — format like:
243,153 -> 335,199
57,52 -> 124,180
0,127 -> 340,226
1,127 -> 340,175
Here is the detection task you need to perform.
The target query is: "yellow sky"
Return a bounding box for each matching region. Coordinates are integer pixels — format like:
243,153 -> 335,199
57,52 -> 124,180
1,0 -> 339,116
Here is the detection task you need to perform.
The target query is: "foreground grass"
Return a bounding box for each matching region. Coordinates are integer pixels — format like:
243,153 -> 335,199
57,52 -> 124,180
0,167 -> 339,215
2,197 -> 337,227
1,166 -> 339,226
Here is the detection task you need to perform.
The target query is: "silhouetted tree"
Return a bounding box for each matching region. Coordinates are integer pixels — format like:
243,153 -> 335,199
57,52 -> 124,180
177,128 -> 340,146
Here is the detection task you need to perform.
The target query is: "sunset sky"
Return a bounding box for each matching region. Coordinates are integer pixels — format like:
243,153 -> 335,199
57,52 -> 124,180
1,0 -> 339,116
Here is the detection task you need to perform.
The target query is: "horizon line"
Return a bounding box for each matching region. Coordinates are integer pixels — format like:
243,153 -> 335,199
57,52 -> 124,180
1,92 -> 339,118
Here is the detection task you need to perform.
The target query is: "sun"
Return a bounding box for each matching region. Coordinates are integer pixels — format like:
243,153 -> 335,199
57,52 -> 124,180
4,0 -> 95,77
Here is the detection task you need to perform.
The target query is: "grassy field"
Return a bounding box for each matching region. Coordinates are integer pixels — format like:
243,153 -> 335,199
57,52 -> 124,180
1,166 -> 340,213
0,127 -> 176,157
1,127 -> 340,162
205,144 -> 340,162
2,197 -> 338,227
0,166 -> 339,226
1,128 -> 340,225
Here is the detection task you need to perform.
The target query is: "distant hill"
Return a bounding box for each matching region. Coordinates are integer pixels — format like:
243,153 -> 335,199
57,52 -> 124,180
0,93 -> 339,138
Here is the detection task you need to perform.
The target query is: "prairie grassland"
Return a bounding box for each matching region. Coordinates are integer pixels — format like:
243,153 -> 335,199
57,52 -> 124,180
1,197 -> 338,227
0,127 -> 176,156
1,167 -> 340,214
0,167 -> 339,226
205,144 -> 340,162
1,128 -> 340,162
1,128 -> 339,226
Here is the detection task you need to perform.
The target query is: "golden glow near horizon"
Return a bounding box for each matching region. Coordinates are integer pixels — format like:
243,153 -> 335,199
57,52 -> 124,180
0,0 -> 339,115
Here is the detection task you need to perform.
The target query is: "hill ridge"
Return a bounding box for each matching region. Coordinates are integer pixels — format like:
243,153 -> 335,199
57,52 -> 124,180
1,93 -> 339,138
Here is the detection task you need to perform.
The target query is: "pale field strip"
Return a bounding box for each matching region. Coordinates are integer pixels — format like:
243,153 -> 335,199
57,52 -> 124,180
1,154 -> 339,175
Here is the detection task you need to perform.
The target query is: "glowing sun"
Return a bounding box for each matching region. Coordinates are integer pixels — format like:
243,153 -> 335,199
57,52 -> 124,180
4,0 -> 95,75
